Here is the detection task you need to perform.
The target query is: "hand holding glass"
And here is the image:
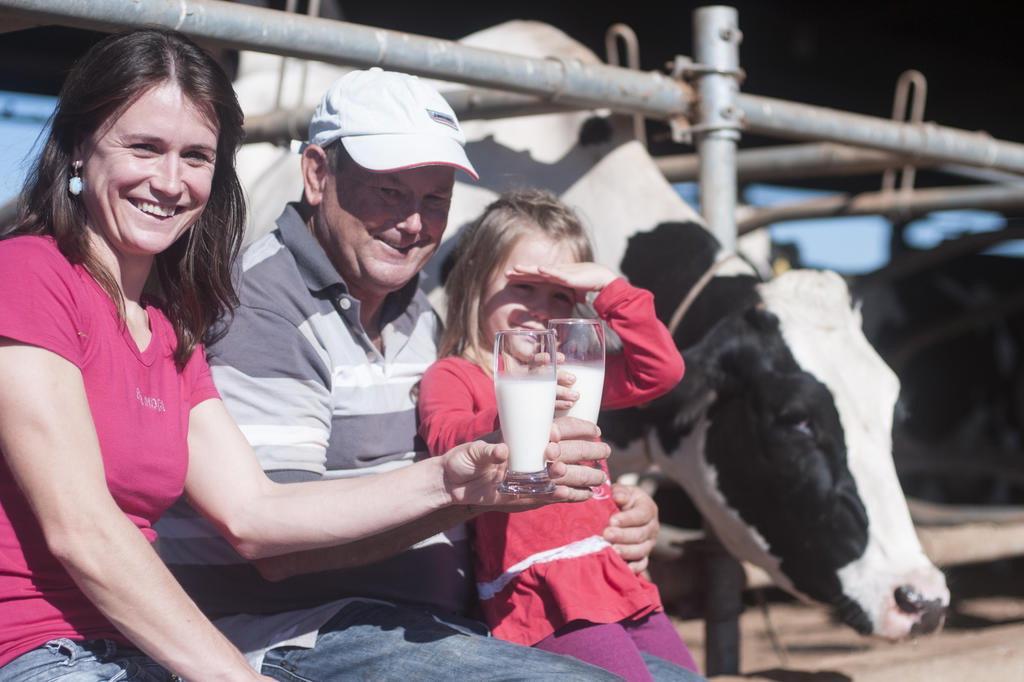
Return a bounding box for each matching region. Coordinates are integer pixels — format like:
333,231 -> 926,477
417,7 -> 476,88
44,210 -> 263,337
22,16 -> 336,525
549,319 -> 605,423
494,329 -> 557,495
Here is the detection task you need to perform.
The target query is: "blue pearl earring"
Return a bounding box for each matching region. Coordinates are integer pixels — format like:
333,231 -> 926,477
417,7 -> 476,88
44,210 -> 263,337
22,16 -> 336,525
68,161 -> 84,196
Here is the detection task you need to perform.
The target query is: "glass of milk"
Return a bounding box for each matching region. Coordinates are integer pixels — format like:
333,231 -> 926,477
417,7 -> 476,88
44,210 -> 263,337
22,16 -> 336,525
548,319 -> 605,423
494,329 -> 558,495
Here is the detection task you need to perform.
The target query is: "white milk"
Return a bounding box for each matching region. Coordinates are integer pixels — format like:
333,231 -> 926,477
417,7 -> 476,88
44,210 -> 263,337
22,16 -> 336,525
495,377 -> 556,472
556,363 -> 605,423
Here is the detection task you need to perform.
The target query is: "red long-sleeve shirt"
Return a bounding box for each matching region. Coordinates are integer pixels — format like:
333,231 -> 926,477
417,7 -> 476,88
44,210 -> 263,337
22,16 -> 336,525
418,277 -> 684,645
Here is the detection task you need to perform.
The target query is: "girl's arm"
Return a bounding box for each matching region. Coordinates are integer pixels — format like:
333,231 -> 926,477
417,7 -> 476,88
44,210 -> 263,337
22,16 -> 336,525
418,359 -> 500,455
592,277 -> 685,409
0,342 -> 266,682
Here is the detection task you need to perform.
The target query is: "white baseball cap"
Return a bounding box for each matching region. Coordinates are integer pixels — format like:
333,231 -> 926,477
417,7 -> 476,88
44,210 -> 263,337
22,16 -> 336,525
307,68 -> 478,180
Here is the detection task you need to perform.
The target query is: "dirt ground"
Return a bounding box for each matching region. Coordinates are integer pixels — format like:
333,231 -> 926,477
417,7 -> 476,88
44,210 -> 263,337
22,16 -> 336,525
666,560 -> 1024,681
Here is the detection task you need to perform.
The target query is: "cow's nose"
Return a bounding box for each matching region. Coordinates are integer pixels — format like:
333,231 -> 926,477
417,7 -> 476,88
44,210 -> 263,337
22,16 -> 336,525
910,599 -> 946,635
895,585 -> 946,635
894,584 -> 925,613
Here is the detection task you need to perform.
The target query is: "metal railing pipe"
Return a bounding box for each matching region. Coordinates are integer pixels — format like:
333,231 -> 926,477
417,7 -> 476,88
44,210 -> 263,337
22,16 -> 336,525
737,184 -> 1024,233
657,143 -> 915,183
7,0 -> 1024,179
657,143 -> 1024,185
243,88 -> 582,144
0,0 -> 694,119
738,93 -> 1024,175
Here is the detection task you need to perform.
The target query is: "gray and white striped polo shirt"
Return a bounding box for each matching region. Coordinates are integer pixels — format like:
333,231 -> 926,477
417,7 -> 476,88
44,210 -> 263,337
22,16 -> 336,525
157,204 -> 472,619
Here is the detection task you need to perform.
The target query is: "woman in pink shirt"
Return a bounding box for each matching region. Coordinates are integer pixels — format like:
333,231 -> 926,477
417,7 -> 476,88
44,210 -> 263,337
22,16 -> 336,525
0,30 -> 602,682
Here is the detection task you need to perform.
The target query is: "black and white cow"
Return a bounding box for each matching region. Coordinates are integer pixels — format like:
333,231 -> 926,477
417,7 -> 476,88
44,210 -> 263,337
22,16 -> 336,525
600,221 -> 949,637
236,19 -> 949,639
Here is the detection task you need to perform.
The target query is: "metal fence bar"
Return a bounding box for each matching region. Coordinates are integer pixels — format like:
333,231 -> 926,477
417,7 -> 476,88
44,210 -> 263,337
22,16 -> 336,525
661,517 -> 1024,593
0,0 -> 694,119
657,142 -> 1024,184
657,143 -> 915,183
737,184 -> 1024,233
244,88 -> 581,144
6,0 -> 1024,200
693,10 -> 742,669
739,92 -> 1024,174
693,6 -> 742,251
6,0 -> 1024,175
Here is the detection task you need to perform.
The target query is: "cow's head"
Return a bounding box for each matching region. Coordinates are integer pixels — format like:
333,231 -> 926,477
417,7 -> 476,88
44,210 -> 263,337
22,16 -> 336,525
609,223 -> 949,639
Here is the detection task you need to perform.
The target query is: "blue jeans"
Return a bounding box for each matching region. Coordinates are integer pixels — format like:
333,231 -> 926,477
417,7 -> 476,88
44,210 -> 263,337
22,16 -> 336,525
261,601 -> 622,681
0,639 -> 172,682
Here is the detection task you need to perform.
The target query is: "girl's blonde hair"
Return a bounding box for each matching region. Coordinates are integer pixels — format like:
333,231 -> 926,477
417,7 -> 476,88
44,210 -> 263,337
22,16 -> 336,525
439,188 -> 594,367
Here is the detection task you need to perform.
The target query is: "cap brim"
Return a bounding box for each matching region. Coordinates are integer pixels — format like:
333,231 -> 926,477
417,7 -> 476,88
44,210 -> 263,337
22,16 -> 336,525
343,134 -> 479,181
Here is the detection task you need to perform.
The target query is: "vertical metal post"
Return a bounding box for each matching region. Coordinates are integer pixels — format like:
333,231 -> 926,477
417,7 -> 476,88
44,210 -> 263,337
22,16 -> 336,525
702,530 -> 746,676
693,6 -> 742,252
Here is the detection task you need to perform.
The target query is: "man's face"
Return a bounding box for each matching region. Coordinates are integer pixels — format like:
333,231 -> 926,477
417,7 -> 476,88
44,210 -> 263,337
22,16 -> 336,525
314,155 -> 455,304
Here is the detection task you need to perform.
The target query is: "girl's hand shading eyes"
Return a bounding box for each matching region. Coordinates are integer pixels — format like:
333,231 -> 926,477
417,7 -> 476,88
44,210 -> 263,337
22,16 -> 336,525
507,262 -> 618,303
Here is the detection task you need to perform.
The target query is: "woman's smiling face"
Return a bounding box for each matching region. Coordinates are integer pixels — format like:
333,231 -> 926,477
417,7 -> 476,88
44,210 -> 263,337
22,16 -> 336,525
79,80 -> 219,267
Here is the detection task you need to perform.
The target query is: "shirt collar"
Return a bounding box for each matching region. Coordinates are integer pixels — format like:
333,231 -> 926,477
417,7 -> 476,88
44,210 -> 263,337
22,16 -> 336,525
274,202 -> 423,326
276,203 -> 347,294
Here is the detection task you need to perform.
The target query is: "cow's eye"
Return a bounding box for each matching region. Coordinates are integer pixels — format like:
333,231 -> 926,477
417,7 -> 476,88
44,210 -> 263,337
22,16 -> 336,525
778,411 -> 814,437
791,419 -> 814,437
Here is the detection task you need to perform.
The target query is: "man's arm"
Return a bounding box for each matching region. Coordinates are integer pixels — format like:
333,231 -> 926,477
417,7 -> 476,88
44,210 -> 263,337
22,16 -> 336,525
604,482 -> 660,575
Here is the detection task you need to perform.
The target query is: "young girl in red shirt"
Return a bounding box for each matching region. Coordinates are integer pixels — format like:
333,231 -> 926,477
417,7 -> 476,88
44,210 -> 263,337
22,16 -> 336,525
418,189 -> 700,680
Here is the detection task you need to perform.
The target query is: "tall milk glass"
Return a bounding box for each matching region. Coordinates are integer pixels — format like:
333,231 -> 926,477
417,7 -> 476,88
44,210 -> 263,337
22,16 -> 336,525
494,329 -> 557,495
549,319 -> 605,423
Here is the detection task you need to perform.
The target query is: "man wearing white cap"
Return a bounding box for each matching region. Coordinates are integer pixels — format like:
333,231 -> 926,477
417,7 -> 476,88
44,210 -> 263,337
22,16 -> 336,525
159,69 -> 673,680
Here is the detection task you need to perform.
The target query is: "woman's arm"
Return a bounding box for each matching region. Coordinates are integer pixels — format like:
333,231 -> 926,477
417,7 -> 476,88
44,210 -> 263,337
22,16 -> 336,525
0,342 -> 265,681
183,400 -> 607,561
249,416 -> 611,581
253,361 -> 497,580
251,506 -> 477,581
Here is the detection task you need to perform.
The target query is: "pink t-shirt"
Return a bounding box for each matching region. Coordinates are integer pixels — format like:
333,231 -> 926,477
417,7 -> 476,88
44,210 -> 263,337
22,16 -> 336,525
0,236 -> 219,666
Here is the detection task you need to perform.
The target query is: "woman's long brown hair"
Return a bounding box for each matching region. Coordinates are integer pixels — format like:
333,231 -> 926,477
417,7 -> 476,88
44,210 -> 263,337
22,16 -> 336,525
8,28 -> 246,368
